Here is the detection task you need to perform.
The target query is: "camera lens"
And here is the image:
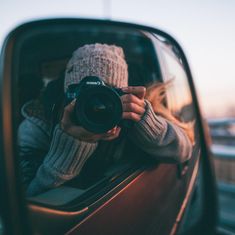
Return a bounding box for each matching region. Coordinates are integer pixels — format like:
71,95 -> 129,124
75,86 -> 123,133
85,94 -> 114,124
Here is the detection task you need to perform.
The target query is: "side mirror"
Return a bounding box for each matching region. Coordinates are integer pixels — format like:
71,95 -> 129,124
0,19 -> 217,235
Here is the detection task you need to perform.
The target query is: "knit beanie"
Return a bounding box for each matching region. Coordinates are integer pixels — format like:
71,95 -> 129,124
64,43 -> 128,91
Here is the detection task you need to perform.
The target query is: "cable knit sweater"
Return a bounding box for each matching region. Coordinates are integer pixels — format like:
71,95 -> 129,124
18,99 -> 192,196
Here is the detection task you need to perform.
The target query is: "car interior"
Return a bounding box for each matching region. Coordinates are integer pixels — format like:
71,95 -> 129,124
15,23 -> 167,211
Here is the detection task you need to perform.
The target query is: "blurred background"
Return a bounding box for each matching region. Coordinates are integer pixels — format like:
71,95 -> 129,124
1,0 -> 235,234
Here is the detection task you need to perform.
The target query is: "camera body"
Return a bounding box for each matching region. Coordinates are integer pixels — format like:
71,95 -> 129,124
65,76 -> 127,133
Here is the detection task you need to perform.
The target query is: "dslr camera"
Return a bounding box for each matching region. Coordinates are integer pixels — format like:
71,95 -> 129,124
65,76 -> 129,133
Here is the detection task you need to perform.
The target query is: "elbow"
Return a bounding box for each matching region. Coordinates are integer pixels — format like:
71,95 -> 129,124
175,138 -> 193,163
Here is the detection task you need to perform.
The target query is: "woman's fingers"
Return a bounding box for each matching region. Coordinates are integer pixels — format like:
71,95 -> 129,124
106,126 -> 118,134
64,126 -> 121,143
122,112 -> 142,122
100,127 -> 121,141
121,92 -> 146,122
121,94 -> 145,107
122,86 -> 146,99
61,99 -> 76,125
122,103 -> 145,115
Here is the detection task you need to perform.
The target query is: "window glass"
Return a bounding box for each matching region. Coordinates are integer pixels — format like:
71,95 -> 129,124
17,26 -> 163,202
15,25 -> 194,208
161,48 -> 194,122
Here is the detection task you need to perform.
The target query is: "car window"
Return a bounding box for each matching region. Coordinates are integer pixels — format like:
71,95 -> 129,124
160,45 -> 195,123
14,24 -> 195,211
16,26 -> 163,202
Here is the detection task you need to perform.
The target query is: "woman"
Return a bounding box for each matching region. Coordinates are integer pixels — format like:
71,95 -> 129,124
18,43 -> 193,196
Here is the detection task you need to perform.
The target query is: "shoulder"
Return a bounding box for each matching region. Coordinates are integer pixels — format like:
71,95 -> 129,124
20,98 -> 51,136
22,98 -> 46,118
20,76 -> 66,139
18,117 -> 51,151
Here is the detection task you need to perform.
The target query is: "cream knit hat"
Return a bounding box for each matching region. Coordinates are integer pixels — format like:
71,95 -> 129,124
64,43 -> 128,91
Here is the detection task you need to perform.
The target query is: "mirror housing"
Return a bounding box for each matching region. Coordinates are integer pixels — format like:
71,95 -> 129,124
0,18 -> 217,235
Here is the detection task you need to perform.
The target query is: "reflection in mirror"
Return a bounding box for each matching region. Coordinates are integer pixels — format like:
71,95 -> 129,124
16,23 -> 196,205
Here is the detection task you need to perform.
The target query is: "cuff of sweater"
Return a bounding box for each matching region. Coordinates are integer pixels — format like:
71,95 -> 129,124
43,125 -> 97,177
133,100 -> 168,142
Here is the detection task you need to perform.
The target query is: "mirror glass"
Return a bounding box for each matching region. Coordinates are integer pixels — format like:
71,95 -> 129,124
13,22 -> 196,206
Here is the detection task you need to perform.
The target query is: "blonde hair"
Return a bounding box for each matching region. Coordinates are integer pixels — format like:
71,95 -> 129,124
145,81 -> 195,144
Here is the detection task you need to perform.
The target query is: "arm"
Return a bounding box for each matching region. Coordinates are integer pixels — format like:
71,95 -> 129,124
121,86 -> 193,163
18,119 -> 98,197
18,118 -> 50,189
19,99 -> 121,197
128,100 -> 193,163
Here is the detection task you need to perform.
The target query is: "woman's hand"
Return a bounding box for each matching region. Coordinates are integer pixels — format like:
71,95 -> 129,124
60,100 -> 121,143
121,86 -> 146,122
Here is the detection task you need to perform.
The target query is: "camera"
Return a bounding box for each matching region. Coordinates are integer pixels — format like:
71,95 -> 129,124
65,76 -> 128,133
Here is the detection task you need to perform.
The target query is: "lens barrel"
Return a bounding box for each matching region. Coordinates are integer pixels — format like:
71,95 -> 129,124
74,85 -> 123,133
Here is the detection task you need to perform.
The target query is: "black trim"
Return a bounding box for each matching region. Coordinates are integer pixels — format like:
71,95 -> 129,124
28,163 -> 145,211
0,26 -> 32,235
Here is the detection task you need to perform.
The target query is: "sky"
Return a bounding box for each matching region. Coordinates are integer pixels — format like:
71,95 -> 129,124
1,0 -> 235,118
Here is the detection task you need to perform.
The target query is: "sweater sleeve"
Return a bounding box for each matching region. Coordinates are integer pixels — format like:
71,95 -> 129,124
18,119 -> 97,196
128,100 -> 193,163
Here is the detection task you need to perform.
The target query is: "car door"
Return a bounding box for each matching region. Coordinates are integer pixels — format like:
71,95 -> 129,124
0,19 -> 216,235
